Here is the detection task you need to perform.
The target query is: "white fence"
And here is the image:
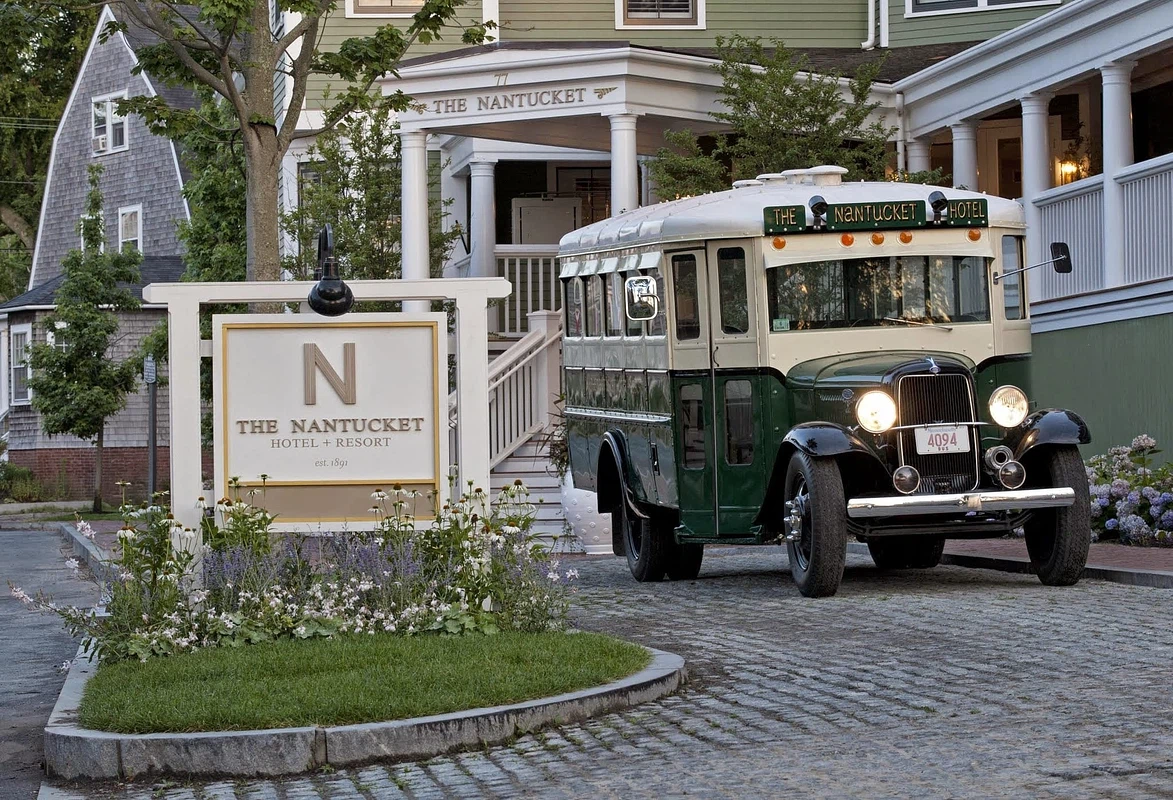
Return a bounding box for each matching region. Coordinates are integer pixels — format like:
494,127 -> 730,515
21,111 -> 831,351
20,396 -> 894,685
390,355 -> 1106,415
1121,152 -> 1173,286
1034,176 -> 1105,301
449,310 -> 562,473
496,245 -> 562,336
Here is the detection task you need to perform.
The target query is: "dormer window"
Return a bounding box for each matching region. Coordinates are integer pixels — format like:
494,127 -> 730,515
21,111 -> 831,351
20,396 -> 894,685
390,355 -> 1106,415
92,92 -> 128,155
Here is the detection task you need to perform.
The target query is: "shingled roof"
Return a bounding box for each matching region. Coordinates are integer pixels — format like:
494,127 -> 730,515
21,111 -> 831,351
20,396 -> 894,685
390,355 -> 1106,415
0,255 -> 186,312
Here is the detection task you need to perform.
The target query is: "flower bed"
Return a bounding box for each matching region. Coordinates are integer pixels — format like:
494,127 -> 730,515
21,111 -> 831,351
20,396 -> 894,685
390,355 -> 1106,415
1086,435 -> 1173,547
11,481 -> 578,662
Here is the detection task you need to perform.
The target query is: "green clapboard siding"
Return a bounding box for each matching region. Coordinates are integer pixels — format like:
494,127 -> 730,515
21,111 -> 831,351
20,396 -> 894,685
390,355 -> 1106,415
1031,314 -> 1173,461
888,1 -> 1065,47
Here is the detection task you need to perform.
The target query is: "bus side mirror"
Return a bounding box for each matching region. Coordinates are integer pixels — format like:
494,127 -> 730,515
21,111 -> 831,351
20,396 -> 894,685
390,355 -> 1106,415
1050,242 -> 1073,273
624,275 -> 659,321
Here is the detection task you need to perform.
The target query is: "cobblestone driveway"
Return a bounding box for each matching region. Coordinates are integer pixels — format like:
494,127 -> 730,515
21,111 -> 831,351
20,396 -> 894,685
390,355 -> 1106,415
53,548 -> 1173,799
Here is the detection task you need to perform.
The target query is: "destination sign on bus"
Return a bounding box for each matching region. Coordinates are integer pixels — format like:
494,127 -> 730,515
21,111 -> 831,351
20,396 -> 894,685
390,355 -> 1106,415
762,198 -> 989,235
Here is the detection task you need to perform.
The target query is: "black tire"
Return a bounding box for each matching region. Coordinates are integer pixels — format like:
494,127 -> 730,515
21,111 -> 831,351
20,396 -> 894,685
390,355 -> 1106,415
665,538 -> 704,581
1024,445 -> 1091,586
783,451 -> 848,598
614,498 -> 666,582
867,536 -> 945,570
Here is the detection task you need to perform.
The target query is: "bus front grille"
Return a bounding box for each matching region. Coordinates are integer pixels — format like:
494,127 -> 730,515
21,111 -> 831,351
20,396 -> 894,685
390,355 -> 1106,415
896,373 -> 980,494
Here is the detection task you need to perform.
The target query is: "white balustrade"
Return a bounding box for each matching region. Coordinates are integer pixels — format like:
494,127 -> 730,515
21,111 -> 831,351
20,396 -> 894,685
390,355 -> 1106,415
1120,152 -> 1173,286
496,245 -> 562,336
449,310 -> 563,474
1034,176 -> 1105,301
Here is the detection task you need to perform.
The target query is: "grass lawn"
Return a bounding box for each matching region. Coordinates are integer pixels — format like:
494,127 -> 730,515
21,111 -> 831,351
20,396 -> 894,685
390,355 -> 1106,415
79,631 -> 651,733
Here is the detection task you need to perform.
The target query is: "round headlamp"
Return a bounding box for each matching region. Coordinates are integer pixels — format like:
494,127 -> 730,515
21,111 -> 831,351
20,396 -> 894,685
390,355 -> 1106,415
989,385 -> 1029,428
855,391 -> 897,433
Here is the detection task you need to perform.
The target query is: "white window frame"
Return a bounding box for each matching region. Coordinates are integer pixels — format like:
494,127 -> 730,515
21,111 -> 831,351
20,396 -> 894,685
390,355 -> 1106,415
91,91 -> 129,156
46,321 -> 68,353
79,213 -> 105,254
9,323 -> 31,406
118,204 -> 142,253
904,0 -> 1058,17
615,0 -> 705,29
343,0 -> 422,18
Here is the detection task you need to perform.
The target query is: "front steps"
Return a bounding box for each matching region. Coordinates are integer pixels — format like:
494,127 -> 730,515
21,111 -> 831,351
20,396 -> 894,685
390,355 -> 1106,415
489,437 -> 578,549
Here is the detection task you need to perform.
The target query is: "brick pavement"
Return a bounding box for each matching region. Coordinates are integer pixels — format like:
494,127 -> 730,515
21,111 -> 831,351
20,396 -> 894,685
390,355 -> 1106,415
43,546 -> 1173,799
946,537 -> 1173,572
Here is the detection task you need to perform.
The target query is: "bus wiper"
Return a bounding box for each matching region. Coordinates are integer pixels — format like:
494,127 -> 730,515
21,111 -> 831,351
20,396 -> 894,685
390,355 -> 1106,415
883,317 -> 954,332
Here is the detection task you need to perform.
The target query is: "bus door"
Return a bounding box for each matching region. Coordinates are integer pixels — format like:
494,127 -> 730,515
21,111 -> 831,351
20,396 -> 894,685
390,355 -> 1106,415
707,241 -> 763,538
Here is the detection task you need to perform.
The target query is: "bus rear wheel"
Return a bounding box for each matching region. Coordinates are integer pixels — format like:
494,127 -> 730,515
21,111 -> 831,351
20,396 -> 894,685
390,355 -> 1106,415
867,536 -> 945,569
783,451 -> 848,598
614,498 -> 667,582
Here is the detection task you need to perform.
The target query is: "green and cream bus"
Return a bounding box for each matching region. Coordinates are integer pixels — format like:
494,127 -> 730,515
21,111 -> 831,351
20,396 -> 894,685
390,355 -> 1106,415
558,166 -> 1091,598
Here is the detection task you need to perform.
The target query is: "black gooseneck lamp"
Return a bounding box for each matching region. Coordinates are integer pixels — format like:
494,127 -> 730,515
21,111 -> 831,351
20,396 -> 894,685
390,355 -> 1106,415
927,190 -> 949,224
307,224 -> 354,317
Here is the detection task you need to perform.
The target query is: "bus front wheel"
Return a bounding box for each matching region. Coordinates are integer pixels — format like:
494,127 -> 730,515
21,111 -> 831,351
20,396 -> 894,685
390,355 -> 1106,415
783,451 -> 848,598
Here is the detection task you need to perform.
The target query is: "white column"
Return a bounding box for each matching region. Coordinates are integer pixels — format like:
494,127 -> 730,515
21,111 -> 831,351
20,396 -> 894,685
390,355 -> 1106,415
1020,92 -> 1054,274
906,137 -> 931,174
399,130 -> 430,313
469,161 -> 497,279
1101,60 -> 1135,287
456,299 -> 491,495
950,121 -> 979,190
609,114 -> 639,216
166,299 -> 202,530
440,162 -> 467,276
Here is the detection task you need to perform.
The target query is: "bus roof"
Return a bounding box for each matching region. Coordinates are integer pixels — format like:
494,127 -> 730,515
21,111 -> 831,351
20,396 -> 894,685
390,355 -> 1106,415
557,179 -> 1025,258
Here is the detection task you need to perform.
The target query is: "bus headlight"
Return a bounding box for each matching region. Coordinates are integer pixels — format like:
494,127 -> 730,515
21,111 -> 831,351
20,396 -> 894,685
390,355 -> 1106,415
989,385 -> 1029,428
856,391 -> 897,433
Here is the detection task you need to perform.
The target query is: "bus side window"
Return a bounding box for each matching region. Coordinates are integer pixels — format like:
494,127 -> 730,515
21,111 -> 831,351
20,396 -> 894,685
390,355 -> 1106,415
673,254 -> 700,340
724,380 -> 754,465
586,275 -> 604,336
1001,235 -> 1024,320
623,271 -> 643,336
716,247 -> 749,335
680,383 -> 705,469
564,279 -> 584,337
604,271 -> 624,337
644,267 -> 666,337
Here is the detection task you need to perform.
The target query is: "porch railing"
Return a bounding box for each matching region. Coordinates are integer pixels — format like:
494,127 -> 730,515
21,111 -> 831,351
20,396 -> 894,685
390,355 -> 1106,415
1034,176 -> 1105,301
1120,152 -> 1173,286
449,310 -> 563,473
496,245 -> 562,336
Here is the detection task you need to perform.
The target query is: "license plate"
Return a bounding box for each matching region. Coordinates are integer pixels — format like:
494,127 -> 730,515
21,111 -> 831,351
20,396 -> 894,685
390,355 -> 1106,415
914,425 -> 971,455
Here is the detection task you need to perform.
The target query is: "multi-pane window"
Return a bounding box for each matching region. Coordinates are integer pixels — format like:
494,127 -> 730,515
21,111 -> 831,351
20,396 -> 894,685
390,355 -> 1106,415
10,326 -> 30,404
349,0 -> 423,14
909,0 -> 1056,13
118,206 -> 142,253
92,93 -> 128,155
79,214 -> 104,253
624,0 -> 696,23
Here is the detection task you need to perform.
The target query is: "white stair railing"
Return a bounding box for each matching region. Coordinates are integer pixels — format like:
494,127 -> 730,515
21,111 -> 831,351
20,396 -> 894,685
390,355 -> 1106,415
449,310 -> 563,474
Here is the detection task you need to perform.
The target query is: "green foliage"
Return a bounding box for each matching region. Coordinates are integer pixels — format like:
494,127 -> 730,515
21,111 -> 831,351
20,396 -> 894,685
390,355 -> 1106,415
78,631 -> 650,733
891,167 -> 951,186
282,95 -> 458,284
650,36 -> 894,198
27,166 -> 142,444
0,462 -> 53,502
0,3 -> 95,298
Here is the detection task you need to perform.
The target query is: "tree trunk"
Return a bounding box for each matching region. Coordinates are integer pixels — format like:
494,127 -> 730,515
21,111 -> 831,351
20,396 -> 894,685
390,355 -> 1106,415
244,128 -> 283,283
93,427 -> 104,513
0,205 -> 34,250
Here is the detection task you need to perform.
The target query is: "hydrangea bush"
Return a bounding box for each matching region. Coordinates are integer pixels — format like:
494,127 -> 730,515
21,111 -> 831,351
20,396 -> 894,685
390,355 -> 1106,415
1086,434 -> 1173,547
10,481 -> 575,662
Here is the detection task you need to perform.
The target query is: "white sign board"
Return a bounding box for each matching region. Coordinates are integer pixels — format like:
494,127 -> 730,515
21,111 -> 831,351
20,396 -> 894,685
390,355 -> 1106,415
212,313 -> 448,526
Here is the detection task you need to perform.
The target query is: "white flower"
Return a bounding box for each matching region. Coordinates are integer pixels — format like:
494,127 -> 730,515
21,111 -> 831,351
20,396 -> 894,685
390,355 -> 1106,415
565,569 -> 579,580
9,586 -> 32,605
76,520 -> 97,541
65,558 -> 80,574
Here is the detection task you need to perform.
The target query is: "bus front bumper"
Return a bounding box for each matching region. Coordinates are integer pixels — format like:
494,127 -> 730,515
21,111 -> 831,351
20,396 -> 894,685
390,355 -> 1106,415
846,487 -> 1076,519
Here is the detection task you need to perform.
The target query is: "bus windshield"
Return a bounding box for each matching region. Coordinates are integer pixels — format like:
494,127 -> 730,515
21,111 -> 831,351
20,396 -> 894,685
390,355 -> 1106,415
766,255 -> 991,332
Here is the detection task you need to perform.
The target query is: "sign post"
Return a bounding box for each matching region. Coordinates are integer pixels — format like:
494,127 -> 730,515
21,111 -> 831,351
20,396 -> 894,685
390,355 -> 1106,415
144,354 -> 157,498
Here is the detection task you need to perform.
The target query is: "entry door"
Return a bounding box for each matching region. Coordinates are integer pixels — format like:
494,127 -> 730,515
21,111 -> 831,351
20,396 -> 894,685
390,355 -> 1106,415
706,241 -> 763,537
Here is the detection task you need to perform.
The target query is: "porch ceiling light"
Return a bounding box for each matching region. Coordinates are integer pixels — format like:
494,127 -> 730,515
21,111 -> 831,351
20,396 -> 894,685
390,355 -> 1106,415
856,391 -> 897,433
989,385 -> 1029,428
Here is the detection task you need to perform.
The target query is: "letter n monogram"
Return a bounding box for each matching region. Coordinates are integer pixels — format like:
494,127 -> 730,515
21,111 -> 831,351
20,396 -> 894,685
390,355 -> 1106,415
304,343 -> 356,405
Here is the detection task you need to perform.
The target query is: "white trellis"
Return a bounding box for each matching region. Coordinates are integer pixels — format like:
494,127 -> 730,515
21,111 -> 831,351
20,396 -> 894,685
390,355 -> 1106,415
142,278 -> 511,529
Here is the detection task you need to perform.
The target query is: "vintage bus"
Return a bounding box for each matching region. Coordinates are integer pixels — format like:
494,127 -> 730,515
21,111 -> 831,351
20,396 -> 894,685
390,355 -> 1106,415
558,165 -> 1091,598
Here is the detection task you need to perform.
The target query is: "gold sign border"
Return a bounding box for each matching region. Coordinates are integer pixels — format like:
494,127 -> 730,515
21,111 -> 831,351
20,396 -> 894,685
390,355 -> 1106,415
219,319 -> 442,523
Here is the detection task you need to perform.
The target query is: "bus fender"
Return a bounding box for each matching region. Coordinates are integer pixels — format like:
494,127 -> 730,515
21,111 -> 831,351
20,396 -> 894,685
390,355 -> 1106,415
754,424 -> 881,530
596,431 -> 647,519
1005,409 -> 1091,461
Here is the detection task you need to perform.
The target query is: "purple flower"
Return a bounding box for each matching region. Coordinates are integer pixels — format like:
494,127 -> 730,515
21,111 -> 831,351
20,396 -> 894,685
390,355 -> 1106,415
1105,518 -> 1119,530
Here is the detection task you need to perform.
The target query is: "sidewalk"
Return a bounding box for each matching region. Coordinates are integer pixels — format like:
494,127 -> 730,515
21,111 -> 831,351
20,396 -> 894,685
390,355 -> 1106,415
939,538 -> 1173,588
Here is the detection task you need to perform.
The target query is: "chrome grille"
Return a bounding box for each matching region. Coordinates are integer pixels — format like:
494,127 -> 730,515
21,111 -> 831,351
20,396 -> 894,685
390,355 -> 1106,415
897,373 -> 980,494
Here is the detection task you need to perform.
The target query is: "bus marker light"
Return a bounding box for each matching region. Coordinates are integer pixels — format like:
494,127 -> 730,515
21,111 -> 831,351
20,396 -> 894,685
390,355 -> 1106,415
840,233 -> 855,247
871,232 -> 885,245
899,231 -> 913,244
967,229 -> 982,241
772,236 -> 786,250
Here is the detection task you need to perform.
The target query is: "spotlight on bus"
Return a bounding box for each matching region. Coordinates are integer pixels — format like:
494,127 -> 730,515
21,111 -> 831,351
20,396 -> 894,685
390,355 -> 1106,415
308,224 -> 354,317
809,195 -> 828,228
928,190 -> 948,223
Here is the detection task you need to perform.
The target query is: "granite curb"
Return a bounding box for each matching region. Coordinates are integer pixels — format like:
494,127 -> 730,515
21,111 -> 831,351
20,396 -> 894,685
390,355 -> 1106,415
846,541 -> 1173,588
43,645 -> 685,781
56,523 -> 112,585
